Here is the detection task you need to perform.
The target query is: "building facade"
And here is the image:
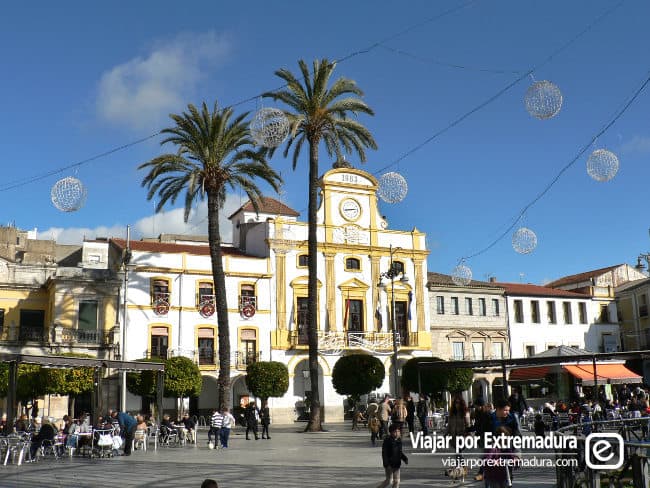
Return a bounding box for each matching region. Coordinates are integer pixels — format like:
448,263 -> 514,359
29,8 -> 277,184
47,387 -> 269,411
427,273 -> 508,401
111,166 -> 432,422
499,282 -> 621,358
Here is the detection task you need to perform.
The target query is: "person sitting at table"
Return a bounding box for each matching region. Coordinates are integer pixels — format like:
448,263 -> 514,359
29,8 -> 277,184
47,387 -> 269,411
160,414 -> 179,444
182,413 -> 196,444
133,415 -> 148,449
30,418 -> 57,459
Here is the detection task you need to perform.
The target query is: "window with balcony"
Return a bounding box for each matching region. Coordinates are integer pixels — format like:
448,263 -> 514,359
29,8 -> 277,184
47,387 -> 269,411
465,298 -> 473,316
345,257 -> 361,271
479,298 -> 486,316
150,327 -> 169,359
472,342 -> 484,360
436,296 -> 445,314
514,300 -> 523,323
394,301 -> 408,345
198,328 -> 215,365
492,299 -> 500,316
240,284 -> 256,309
451,297 -> 459,315
198,281 -> 214,304
19,309 -> 45,341
297,297 -> 309,345
492,342 -> 504,359
346,299 -> 364,332
152,278 -> 170,303
531,301 -> 540,323
578,302 -> 587,324
563,302 -> 573,324
452,342 -> 464,360
78,301 -> 98,343
238,328 -> 258,369
297,254 -> 309,268
547,301 -> 556,324
525,345 -> 536,357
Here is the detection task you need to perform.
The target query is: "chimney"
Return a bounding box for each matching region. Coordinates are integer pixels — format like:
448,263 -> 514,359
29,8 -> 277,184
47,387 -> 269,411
489,276 -> 497,283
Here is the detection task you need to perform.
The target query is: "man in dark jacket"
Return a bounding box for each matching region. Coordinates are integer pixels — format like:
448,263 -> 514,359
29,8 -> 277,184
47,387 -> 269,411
507,389 -> 528,420
245,401 -> 260,440
111,410 -> 137,455
377,423 -> 408,488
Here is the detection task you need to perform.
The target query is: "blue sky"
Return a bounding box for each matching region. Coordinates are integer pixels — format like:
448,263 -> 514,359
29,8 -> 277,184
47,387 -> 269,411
1,0 -> 649,285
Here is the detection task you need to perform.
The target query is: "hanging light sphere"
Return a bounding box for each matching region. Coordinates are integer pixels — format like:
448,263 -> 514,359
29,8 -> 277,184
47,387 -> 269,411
586,149 -> 619,182
51,176 -> 87,212
512,227 -> 538,254
524,80 -> 563,120
451,263 -> 472,286
249,108 -> 290,148
377,172 -> 408,204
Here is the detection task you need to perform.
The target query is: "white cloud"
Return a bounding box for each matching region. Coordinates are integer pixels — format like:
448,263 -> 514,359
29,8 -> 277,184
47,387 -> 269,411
620,135 -> 650,154
96,31 -> 230,130
37,194 -> 243,245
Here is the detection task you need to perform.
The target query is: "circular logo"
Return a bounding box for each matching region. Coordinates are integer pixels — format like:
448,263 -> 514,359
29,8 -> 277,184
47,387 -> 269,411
154,301 -> 169,316
241,304 -> 256,318
200,302 -> 215,318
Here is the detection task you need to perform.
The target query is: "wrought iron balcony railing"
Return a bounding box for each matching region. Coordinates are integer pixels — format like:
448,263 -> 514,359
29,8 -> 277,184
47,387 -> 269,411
288,330 -> 424,353
18,326 -> 46,342
235,351 -> 260,370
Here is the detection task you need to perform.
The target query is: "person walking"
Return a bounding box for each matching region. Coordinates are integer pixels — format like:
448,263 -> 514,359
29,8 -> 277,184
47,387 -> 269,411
260,400 -> 271,439
378,396 -> 391,439
416,395 -> 429,435
507,388 -> 528,421
111,410 -> 137,456
446,396 -> 470,462
405,397 -> 415,434
487,399 -> 522,487
219,408 -> 236,449
376,423 -> 408,488
245,401 -> 260,440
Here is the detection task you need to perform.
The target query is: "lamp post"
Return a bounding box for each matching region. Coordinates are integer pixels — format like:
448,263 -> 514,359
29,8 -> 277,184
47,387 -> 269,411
378,244 -> 409,398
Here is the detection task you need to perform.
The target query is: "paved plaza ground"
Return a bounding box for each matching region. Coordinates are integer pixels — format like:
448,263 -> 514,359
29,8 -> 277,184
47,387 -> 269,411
1,424 -> 557,488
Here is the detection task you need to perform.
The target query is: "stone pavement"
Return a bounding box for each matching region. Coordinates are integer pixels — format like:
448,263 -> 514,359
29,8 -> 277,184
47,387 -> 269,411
0,424 -> 557,488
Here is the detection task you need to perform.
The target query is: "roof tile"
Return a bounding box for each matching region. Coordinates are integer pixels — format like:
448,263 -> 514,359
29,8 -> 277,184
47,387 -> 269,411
228,197 -> 299,219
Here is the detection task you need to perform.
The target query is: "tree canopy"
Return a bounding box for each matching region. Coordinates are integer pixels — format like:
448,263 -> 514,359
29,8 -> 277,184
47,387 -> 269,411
401,357 -> 474,397
245,361 -> 289,401
332,354 -> 385,402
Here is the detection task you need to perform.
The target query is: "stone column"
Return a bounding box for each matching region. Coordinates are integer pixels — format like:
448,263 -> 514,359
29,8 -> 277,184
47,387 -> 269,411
325,253 -> 336,331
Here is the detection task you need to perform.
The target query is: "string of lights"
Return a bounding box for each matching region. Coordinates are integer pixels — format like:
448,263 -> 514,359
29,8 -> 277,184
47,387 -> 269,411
0,0 -> 475,194
459,69 -> 650,263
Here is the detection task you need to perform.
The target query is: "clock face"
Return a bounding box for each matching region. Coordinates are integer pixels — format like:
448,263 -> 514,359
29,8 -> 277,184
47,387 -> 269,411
340,198 -> 361,221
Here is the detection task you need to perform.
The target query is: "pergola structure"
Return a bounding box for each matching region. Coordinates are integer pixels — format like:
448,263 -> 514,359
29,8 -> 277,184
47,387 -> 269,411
0,353 -> 165,426
416,349 -> 650,401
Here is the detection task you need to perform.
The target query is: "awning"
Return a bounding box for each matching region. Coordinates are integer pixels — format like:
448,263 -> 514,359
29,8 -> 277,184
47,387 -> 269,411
509,366 -> 551,381
563,363 -> 642,385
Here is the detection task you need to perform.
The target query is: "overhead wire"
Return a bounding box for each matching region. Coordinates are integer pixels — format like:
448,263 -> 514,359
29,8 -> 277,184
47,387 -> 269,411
0,0 -> 476,194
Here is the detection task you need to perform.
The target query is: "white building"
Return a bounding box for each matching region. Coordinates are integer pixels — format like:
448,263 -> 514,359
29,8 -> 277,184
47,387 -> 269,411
111,165 -> 432,422
498,282 -> 620,358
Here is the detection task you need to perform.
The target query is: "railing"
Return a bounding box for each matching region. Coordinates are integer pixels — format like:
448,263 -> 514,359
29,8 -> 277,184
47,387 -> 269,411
198,348 -> 216,366
168,348 -> 196,361
235,351 -> 260,370
288,331 -> 426,354
59,327 -> 104,344
144,348 -> 169,360
18,326 -> 46,341
152,292 -> 170,304
239,296 -> 257,309
554,417 -> 649,488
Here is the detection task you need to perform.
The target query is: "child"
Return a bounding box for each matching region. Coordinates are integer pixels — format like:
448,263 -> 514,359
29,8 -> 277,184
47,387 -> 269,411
483,426 -> 516,488
377,423 -> 408,488
369,415 -> 381,446
533,413 -> 546,437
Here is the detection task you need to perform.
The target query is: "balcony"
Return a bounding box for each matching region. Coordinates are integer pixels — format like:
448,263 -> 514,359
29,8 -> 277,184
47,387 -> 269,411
198,295 -> 216,317
239,296 -> 257,318
235,351 -> 260,370
287,331 -> 427,354
59,327 -> 106,344
198,348 -> 216,366
144,348 -> 169,360
18,326 -> 46,342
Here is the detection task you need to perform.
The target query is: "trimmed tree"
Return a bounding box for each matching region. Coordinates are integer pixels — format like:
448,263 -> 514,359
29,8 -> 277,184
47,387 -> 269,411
0,363 -> 47,416
245,361 -> 289,402
43,353 -> 95,415
446,368 -> 474,394
332,354 -> 385,406
164,356 -> 202,400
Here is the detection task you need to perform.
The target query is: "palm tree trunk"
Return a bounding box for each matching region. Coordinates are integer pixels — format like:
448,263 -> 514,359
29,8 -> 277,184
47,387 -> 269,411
207,190 -> 232,411
305,138 -> 322,432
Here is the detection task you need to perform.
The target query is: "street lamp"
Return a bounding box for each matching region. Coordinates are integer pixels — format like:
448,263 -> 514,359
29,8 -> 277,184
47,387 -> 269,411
378,244 -> 409,398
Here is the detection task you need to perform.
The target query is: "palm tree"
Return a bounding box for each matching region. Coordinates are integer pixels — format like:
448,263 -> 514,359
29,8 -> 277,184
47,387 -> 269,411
139,101 -> 282,411
263,59 -> 377,431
